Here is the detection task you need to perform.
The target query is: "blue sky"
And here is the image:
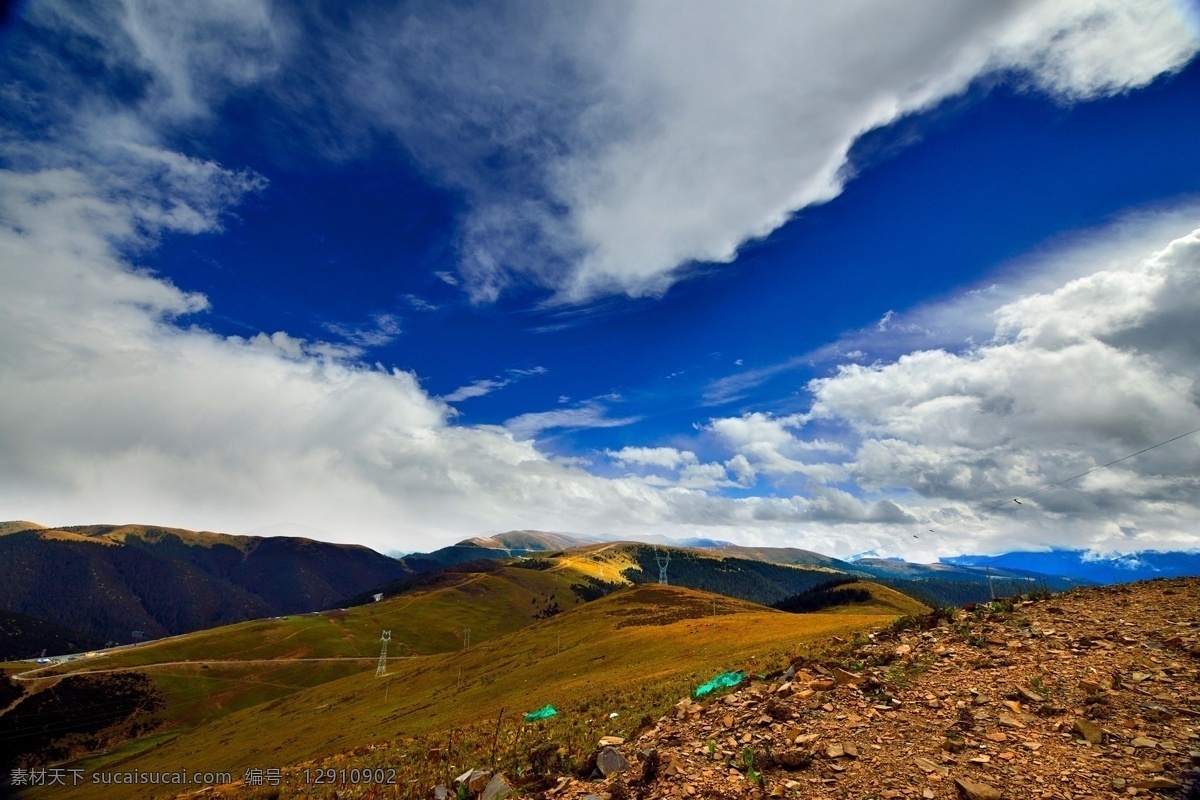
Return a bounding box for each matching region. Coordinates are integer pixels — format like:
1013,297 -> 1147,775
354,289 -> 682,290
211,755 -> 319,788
2,1 -> 1199,558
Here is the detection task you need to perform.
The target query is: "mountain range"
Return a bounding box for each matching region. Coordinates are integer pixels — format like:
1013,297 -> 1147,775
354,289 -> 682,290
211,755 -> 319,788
0,522 -> 412,647
943,548 -> 1200,584
4,521 -> 1196,661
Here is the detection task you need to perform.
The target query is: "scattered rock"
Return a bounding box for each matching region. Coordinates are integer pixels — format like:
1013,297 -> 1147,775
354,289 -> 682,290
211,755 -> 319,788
455,769 -> 492,795
832,667 -> 865,686
432,786 -> 450,800
597,746 -> 630,776
480,773 -> 512,800
531,578 -> 1200,800
1072,718 -> 1103,744
1014,686 -> 1044,703
598,735 -> 625,746
954,776 -> 1003,800
1129,777 -> 1182,791
914,756 -> 948,776
775,749 -> 812,771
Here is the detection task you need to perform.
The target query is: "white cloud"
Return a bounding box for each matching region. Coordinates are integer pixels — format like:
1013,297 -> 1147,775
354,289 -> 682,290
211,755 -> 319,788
705,413 -> 848,483
324,313 -> 402,349
0,154 -> 876,549
441,379 -> 510,403
289,0 -> 1196,301
441,366 -> 546,403
504,401 -> 642,441
29,0 -> 1192,303
805,223 -> 1200,554
606,447 -> 697,470
2,1 -> 1198,560
704,203 -> 1200,405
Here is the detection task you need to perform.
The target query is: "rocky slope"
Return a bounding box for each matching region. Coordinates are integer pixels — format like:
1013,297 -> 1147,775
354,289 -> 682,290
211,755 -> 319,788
547,578 -> 1199,800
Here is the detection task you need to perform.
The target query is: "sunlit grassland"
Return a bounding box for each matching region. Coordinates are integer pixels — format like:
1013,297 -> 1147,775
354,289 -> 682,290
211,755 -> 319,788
819,581 -> 929,616
33,585 -> 900,800
546,542 -> 639,583
43,566 -> 589,675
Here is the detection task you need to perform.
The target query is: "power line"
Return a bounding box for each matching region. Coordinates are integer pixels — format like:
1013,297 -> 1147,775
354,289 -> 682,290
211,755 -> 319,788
918,425 -> 1200,537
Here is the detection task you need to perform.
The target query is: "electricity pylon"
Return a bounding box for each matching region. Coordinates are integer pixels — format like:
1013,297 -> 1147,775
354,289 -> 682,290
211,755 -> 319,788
656,549 -> 670,585
376,630 -> 391,677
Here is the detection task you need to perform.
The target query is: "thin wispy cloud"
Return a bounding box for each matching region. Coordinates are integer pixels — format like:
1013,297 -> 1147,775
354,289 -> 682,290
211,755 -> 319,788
441,366 -> 548,403
324,313 -> 402,349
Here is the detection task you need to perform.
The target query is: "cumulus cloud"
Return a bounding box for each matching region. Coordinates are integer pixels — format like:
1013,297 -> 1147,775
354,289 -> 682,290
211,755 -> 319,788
0,154 -> 850,548
706,413 -> 848,484
704,204 -> 1200,405
804,224 -> 1200,553
606,447 -> 697,470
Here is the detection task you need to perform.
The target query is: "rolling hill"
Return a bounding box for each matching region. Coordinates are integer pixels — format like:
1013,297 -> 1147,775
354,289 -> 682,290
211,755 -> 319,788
0,523 -> 413,645
16,582 -> 908,800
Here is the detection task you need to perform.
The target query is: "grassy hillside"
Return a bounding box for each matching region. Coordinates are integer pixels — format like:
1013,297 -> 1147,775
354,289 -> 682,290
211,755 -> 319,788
708,544 -> 859,572
31,584 -> 901,800
0,521 -> 45,536
0,523 -> 412,645
43,564 -> 586,672
0,610 -> 105,661
618,543 -> 849,605
3,564 -> 594,769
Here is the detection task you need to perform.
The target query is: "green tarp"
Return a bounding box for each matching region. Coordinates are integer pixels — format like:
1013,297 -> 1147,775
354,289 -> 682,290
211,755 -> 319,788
524,704 -> 558,721
694,670 -> 744,698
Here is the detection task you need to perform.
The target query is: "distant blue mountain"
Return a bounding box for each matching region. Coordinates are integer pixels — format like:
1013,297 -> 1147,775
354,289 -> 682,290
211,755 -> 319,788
942,550 -> 1200,585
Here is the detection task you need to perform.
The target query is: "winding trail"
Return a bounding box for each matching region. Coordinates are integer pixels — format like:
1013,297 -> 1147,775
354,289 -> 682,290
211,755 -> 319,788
11,656 -> 418,682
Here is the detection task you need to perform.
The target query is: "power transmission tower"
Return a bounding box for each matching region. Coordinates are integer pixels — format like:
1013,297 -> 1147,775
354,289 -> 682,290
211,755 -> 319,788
463,628 -> 471,649
656,549 -> 670,585
376,630 -> 391,677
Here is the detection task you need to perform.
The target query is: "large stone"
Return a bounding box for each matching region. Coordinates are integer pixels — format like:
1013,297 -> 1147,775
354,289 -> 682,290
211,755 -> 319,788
776,749 -> 812,770
1129,778 -> 1182,791
480,773 -> 512,800
597,746 -> 631,776
832,668 -> 865,686
455,769 -> 492,795
914,756 -> 948,776
998,713 -> 1026,729
954,777 -> 1003,800
432,787 -> 450,800
1015,686 -> 1044,703
1072,718 -> 1103,744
